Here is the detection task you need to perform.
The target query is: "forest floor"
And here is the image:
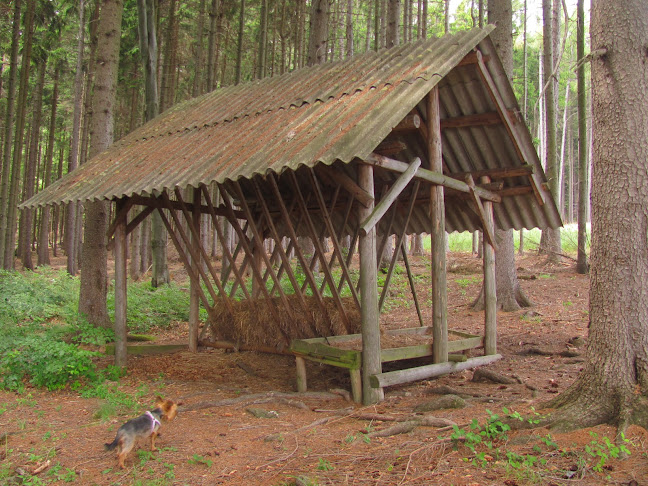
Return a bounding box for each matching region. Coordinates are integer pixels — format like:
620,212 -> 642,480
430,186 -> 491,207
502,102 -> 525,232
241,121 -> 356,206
1,250 -> 647,486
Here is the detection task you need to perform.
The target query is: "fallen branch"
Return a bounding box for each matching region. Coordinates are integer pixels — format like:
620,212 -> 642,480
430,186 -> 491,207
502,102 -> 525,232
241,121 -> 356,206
366,415 -> 456,439
182,391 -> 342,412
472,368 -> 517,385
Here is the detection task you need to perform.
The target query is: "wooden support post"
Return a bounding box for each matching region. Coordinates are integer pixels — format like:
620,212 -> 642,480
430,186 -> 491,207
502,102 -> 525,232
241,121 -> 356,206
482,176 -> 497,355
357,163 -> 383,404
113,199 -> 128,368
350,369 -> 362,403
189,188 -> 201,353
428,87 -> 448,365
295,356 -> 307,393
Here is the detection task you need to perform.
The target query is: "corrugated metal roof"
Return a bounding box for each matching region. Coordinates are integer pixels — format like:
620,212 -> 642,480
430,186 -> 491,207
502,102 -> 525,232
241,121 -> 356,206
23,27 -> 562,233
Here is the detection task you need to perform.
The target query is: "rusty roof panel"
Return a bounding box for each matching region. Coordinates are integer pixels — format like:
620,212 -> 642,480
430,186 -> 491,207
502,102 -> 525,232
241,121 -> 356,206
23,26 -> 562,233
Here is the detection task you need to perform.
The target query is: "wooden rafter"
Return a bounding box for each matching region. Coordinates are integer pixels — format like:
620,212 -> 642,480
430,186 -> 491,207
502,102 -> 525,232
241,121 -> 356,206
473,49 -> 547,206
464,174 -> 496,249
314,165 -> 374,208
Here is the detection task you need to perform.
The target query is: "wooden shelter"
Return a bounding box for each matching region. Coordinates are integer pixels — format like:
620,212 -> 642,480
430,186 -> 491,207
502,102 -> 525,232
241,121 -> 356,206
22,28 -> 561,404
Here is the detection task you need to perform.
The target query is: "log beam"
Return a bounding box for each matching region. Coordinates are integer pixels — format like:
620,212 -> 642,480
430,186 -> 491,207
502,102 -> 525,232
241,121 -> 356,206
428,87 -> 448,365
363,153 -> 501,203
357,163 -> 383,405
370,354 -> 502,388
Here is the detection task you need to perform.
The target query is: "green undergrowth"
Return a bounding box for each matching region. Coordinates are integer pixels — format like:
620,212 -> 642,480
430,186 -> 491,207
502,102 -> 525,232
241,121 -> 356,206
448,408 -> 634,483
0,268 -> 193,393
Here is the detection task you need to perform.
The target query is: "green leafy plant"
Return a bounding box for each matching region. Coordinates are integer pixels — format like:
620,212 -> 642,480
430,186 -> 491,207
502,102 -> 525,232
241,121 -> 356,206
188,454 -> 213,467
316,457 -> 334,471
585,432 -> 631,473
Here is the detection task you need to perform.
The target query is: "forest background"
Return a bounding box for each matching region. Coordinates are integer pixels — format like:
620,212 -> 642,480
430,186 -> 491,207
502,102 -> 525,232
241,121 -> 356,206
0,0 -> 591,278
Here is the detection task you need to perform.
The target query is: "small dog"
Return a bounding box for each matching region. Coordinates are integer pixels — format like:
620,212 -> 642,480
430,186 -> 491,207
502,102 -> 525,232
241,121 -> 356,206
105,396 -> 180,468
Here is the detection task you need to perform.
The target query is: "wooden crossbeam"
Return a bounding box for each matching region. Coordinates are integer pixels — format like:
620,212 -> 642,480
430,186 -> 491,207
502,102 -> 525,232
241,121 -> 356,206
172,188 -> 235,317
359,157 -> 421,236
448,164 -> 534,182
364,153 -> 501,203
129,193 -> 245,219
440,111 -> 501,129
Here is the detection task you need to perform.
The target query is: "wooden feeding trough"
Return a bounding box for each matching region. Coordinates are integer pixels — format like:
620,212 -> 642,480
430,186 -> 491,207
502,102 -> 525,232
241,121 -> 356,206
291,327 -> 485,402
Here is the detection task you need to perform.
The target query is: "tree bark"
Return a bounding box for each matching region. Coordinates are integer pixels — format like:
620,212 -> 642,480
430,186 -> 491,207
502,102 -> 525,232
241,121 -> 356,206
539,0 -> 561,263
0,0 -> 22,268
21,58 -> 46,270
307,0 -> 330,65
547,0 -> 648,434
79,0 -> 124,329
575,0 -> 589,274
38,65 -> 60,266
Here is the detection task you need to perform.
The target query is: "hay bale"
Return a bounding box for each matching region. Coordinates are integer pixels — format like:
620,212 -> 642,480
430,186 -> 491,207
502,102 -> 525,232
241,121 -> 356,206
208,295 -> 361,350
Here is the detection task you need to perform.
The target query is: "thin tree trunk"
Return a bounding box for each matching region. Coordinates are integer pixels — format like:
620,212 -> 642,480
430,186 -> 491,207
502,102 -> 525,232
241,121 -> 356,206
0,0 -> 21,268
192,0 -> 207,96
540,0 -> 561,262
21,59 -> 46,270
235,0 -> 246,84
575,0 -> 589,274
4,0 -> 35,269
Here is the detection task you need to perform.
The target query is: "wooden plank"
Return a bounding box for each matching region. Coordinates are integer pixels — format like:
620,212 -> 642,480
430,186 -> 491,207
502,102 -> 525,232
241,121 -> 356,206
428,87 -> 448,365
364,153 -> 501,203
129,193 -> 245,219
359,157 -> 421,236
380,345 -> 433,362
357,163 -> 384,404
448,336 -> 483,352
370,354 -> 502,388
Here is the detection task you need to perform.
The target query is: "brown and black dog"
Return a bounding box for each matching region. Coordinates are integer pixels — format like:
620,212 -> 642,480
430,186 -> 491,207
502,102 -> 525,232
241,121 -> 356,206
105,396 -> 180,468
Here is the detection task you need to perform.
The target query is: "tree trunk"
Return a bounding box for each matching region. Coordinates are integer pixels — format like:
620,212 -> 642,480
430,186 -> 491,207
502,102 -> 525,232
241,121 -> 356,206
539,0 -> 561,263
307,0 -> 330,65
21,58 -> 46,270
192,0 -> 206,96
79,0 -> 124,329
235,0 -> 246,84
575,0 -> 589,274
472,0 -> 531,312
257,0 -> 268,78
386,0 -> 399,47
547,0 -> 648,433
38,62 -> 58,267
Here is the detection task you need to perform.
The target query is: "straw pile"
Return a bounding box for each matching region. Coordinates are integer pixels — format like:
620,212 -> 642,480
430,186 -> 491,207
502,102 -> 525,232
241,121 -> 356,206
208,295 -> 361,350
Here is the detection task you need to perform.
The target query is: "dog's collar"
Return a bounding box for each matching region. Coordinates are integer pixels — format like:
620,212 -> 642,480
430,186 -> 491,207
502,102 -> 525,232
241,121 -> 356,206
145,410 -> 161,433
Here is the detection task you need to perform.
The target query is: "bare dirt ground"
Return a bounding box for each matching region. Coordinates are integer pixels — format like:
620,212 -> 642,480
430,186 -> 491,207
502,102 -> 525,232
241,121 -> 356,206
1,251 -> 647,486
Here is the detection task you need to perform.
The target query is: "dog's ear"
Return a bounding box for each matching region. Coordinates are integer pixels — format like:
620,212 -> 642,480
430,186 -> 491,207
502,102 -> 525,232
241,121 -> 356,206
176,401 -> 184,406
155,395 -> 163,402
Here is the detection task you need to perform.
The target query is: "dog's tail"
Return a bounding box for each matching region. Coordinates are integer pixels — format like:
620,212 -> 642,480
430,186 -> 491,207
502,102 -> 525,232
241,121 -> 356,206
104,435 -> 120,451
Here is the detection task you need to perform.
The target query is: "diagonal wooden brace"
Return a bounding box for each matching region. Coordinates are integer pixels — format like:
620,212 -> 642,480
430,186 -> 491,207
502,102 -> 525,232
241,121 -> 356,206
466,174 -> 497,250
359,157 -> 421,236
